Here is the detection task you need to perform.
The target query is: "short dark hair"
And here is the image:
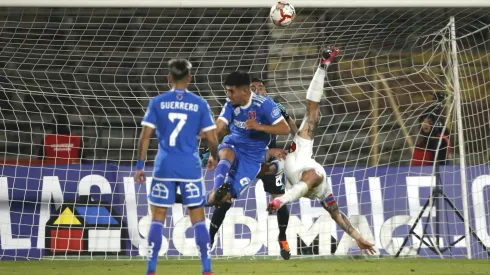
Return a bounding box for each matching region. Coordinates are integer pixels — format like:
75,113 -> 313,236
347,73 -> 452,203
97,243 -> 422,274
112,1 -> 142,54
169,59 -> 192,81
224,71 -> 251,87
251,77 -> 264,84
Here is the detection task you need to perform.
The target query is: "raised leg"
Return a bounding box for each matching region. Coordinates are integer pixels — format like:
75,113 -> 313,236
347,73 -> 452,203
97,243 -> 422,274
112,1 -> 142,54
297,46 -> 339,141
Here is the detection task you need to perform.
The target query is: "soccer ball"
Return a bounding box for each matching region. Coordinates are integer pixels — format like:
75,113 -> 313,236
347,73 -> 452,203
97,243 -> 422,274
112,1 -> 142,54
269,1 -> 296,27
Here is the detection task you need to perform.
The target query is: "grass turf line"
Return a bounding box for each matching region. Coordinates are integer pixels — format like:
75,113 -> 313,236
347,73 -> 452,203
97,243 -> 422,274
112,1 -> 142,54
1,259 -> 488,275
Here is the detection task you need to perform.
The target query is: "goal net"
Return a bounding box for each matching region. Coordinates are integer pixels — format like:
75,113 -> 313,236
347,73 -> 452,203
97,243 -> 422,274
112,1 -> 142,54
1,3 -> 490,260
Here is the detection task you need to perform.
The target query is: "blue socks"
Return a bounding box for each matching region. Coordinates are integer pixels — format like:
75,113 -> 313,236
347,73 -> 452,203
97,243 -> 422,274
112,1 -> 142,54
194,219 -> 212,274
146,220 -> 164,275
146,219 -> 212,275
213,159 -> 232,190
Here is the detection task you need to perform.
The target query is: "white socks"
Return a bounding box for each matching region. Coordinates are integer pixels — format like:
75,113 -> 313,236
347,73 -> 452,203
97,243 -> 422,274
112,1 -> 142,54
306,67 -> 326,103
278,181 -> 309,205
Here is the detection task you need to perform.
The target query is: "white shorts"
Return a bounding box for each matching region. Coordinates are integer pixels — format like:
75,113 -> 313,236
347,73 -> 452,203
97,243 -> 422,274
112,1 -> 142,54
284,135 -> 335,203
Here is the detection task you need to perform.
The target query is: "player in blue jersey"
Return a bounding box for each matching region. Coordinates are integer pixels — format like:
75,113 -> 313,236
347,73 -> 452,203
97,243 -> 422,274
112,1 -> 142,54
206,77 -> 297,259
206,71 -> 290,248
207,71 -> 290,204
135,59 -> 218,275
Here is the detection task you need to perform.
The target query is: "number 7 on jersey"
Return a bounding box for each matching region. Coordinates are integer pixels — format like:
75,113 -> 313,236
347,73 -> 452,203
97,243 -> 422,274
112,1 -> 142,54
168,112 -> 188,147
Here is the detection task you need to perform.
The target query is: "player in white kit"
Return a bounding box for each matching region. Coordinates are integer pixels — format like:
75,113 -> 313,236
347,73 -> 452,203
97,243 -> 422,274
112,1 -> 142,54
267,46 -> 376,255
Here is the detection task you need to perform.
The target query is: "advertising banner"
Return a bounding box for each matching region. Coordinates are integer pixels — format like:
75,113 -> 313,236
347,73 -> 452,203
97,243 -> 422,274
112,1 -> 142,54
1,164 -> 489,259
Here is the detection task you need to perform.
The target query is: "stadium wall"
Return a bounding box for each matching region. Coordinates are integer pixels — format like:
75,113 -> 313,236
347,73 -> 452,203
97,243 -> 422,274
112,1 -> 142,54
0,164 -> 489,259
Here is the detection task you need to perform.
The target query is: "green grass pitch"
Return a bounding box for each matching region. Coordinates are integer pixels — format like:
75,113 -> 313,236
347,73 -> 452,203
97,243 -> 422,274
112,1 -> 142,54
2,259 -> 489,275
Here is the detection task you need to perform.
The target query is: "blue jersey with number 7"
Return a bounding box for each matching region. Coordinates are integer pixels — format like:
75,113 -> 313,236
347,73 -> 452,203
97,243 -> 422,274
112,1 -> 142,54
141,89 -> 216,181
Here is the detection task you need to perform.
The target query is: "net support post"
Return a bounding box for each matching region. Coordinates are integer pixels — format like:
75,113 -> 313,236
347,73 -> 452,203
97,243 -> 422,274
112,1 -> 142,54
450,15 -> 472,260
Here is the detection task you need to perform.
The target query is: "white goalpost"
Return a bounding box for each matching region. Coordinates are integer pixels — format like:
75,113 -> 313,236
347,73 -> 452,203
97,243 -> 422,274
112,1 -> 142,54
449,15 -> 472,259
0,0 -> 490,261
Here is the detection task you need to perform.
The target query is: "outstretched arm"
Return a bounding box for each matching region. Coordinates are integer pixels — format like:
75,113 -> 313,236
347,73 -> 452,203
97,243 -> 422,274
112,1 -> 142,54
325,202 -> 360,239
324,202 -> 376,255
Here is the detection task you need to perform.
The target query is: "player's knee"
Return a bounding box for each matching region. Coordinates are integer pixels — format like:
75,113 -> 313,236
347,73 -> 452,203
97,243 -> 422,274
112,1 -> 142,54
301,169 -> 323,187
151,205 -> 167,222
188,207 -> 206,224
218,148 -> 235,163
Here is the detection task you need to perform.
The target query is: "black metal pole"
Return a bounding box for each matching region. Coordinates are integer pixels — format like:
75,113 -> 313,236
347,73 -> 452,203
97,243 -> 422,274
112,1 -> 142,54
434,160 -> 441,249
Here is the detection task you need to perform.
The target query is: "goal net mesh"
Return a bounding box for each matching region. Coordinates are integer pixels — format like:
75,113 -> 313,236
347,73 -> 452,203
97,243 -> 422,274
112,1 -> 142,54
1,6 -> 490,260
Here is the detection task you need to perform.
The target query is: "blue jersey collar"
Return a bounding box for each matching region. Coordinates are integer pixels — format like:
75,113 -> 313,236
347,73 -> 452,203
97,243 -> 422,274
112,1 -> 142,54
240,93 -> 253,109
170,88 -> 189,92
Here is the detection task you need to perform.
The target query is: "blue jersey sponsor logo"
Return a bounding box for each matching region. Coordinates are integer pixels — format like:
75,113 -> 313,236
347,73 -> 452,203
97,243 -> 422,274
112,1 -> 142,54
218,93 -> 283,159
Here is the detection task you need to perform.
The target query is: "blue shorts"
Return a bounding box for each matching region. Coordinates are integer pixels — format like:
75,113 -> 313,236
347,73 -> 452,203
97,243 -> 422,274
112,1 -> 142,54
148,178 -> 206,208
218,142 -> 262,199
